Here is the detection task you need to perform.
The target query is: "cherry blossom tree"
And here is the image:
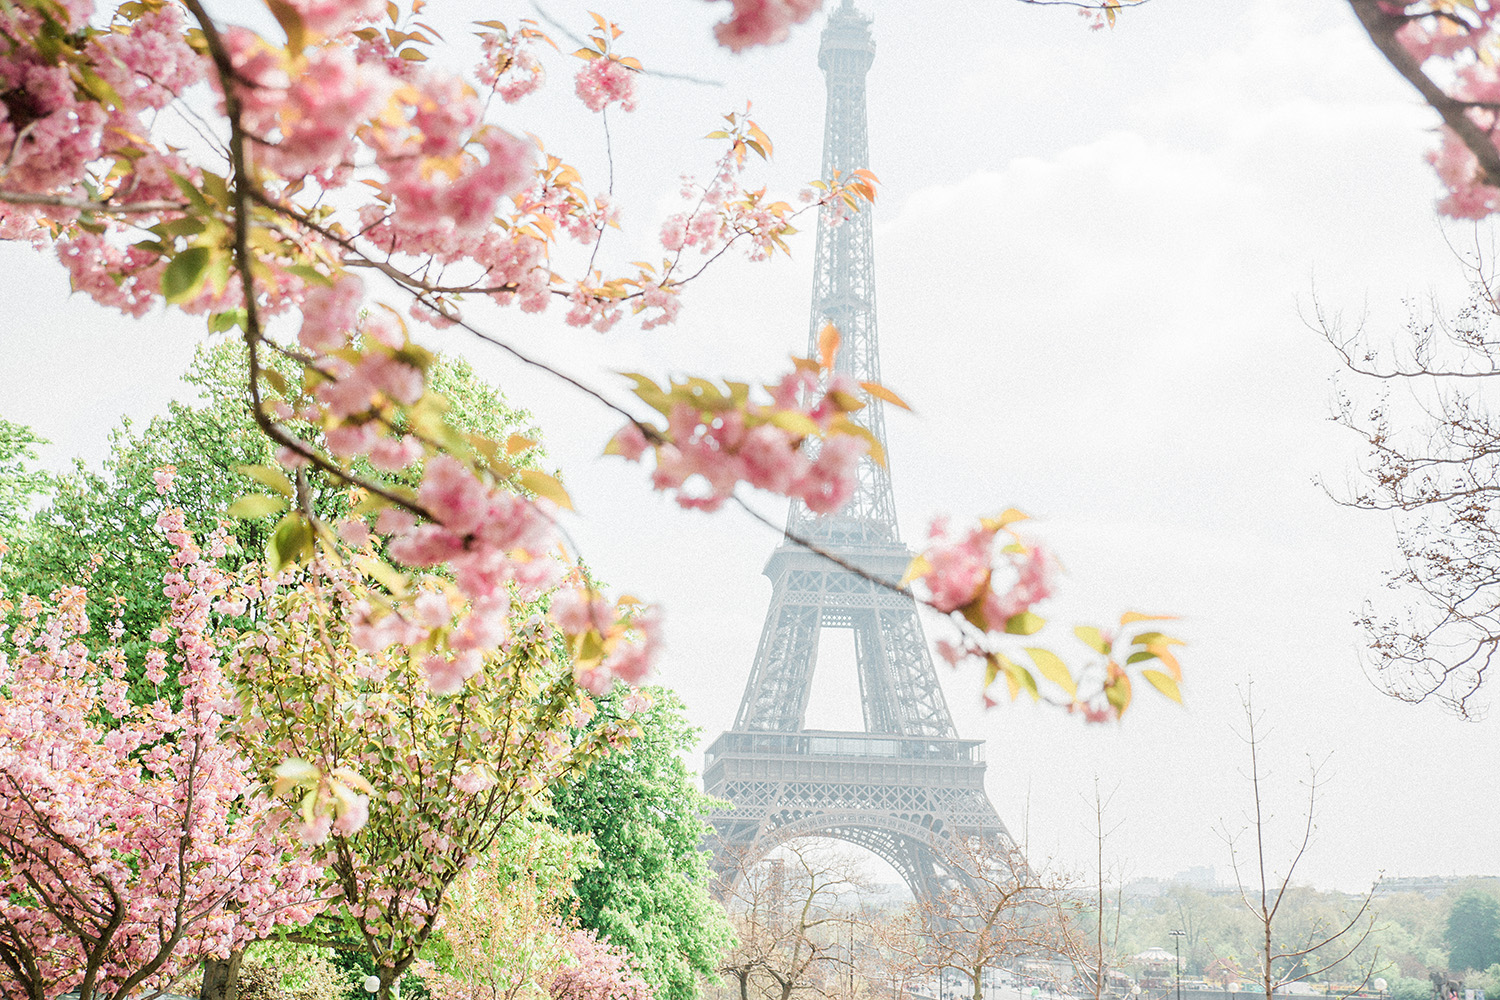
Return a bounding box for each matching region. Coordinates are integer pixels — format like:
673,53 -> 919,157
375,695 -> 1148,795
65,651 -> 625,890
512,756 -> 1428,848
225,553 -> 644,999
416,821 -> 589,1000
1351,1 -> 1500,220
0,501 -> 321,1000
547,929 -> 656,1000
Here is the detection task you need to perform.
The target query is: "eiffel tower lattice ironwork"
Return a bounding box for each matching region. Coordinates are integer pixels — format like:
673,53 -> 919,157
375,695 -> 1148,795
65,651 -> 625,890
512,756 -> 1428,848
703,0 -> 1010,903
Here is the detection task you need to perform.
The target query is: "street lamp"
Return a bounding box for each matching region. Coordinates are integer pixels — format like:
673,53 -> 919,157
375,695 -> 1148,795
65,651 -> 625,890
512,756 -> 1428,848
1170,930 -> 1187,1000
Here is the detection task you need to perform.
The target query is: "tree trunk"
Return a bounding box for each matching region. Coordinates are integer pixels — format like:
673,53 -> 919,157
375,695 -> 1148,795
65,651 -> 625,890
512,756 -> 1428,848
377,966 -> 398,1000
199,951 -> 244,1000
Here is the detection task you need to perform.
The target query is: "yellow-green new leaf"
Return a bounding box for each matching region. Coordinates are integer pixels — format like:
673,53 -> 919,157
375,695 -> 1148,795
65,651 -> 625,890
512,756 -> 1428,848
1004,610 -> 1046,636
998,654 -> 1039,703
1130,631 -> 1185,649
226,493 -> 288,520
236,464 -> 294,497
271,757 -> 320,797
518,469 -> 574,510
266,512 -> 313,573
1024,647 -> 1077,697
899,553 -> 932,588
265,0 -> 308,51
353,555 -> 409,597
768,410 -> 820,438
1120,611 -> 1178,626
1141,669 -> 1183,705
1075,625 -> 1111,655
1105,671 -> 1132,717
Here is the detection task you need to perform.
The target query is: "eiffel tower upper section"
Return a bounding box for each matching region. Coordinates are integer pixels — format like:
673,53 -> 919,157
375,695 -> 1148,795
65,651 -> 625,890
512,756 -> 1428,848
785,0 -> 898,552
725,1 -> 965,742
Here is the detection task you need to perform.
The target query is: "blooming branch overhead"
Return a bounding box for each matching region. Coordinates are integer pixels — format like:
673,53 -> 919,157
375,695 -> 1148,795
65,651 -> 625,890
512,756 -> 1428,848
909,511 -> 1183,720
1352,0 -> 1500,220
0,0 -> 1183,725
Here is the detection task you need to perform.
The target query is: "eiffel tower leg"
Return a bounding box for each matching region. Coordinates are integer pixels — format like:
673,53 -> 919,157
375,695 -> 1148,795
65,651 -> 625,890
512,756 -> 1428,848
734,593 -> 821,733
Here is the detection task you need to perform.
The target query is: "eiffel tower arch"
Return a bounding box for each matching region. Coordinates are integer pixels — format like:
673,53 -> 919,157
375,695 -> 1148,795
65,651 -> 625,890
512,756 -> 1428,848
703,0 -> 1011,904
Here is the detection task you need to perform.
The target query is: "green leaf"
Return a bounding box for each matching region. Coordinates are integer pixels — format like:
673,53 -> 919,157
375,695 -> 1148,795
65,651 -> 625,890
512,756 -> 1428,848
161,247 -> 213,304
208,309 -> 247,334
169,173 -> 211,215
1141,669 -> 1183,705
1074,625 -> 1111,655
1004,610 -> 1046,636
226,493 -> 288,519
236,464 -> 295,498
1024,647 -> 1076,698
518,469 -> 574,510
265,512 -> 313,572
1125,650 -> 1158,666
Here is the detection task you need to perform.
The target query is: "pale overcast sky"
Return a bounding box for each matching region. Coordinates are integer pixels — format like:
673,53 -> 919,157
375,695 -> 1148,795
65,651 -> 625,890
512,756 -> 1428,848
2,0 -> 1495,892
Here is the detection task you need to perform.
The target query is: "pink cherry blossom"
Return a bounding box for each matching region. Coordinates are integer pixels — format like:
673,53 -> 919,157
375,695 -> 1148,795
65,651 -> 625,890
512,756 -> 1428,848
300,274 -> 365,354
286,0 -> 386,39
152,464 -> 178,495
709,0 -> 823,53
574,58 -> 638,113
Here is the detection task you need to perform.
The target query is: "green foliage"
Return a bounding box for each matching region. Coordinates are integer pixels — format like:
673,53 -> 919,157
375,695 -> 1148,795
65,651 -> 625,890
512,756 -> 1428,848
0,343 -> 537,699
1472,965 -> 1500,999
1390,977 -> 1433,1000
0,416 -> 49,546
1448,890 -> 1500,973
549,688 -> 734,1000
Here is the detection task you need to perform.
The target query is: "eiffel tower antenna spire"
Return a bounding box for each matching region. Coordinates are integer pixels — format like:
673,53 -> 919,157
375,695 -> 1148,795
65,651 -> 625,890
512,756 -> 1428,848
704,3 -> 1010,903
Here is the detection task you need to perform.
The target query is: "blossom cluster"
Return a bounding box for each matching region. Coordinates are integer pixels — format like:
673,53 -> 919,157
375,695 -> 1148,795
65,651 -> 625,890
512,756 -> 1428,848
708,0 -> 824,52
910,513 -> 1183,721
608,362 -> 876,514
915,516 -> 1055,628
477,23 -> 547,103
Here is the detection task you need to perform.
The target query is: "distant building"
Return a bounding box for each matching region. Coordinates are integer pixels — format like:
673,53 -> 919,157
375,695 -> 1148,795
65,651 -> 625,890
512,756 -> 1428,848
1174,866 -> 1217,888
1376,875 -> 1500,897
1120,866 -> 1231,899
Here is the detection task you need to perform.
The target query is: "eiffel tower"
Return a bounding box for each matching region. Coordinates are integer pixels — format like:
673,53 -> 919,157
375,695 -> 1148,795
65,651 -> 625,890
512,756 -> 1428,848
702,0 -> 1010,903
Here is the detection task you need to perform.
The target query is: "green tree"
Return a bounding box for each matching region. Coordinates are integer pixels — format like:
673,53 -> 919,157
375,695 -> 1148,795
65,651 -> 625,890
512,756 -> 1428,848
0,343 -> 538,697
1446,890 -> 1500,973
549,688 -> 734,1000
0,417 -> 49,548
1391,977 -> 1434,1000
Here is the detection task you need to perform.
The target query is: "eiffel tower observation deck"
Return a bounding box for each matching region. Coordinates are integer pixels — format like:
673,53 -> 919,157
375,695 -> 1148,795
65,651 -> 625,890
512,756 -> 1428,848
703,0 -> 1011,903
